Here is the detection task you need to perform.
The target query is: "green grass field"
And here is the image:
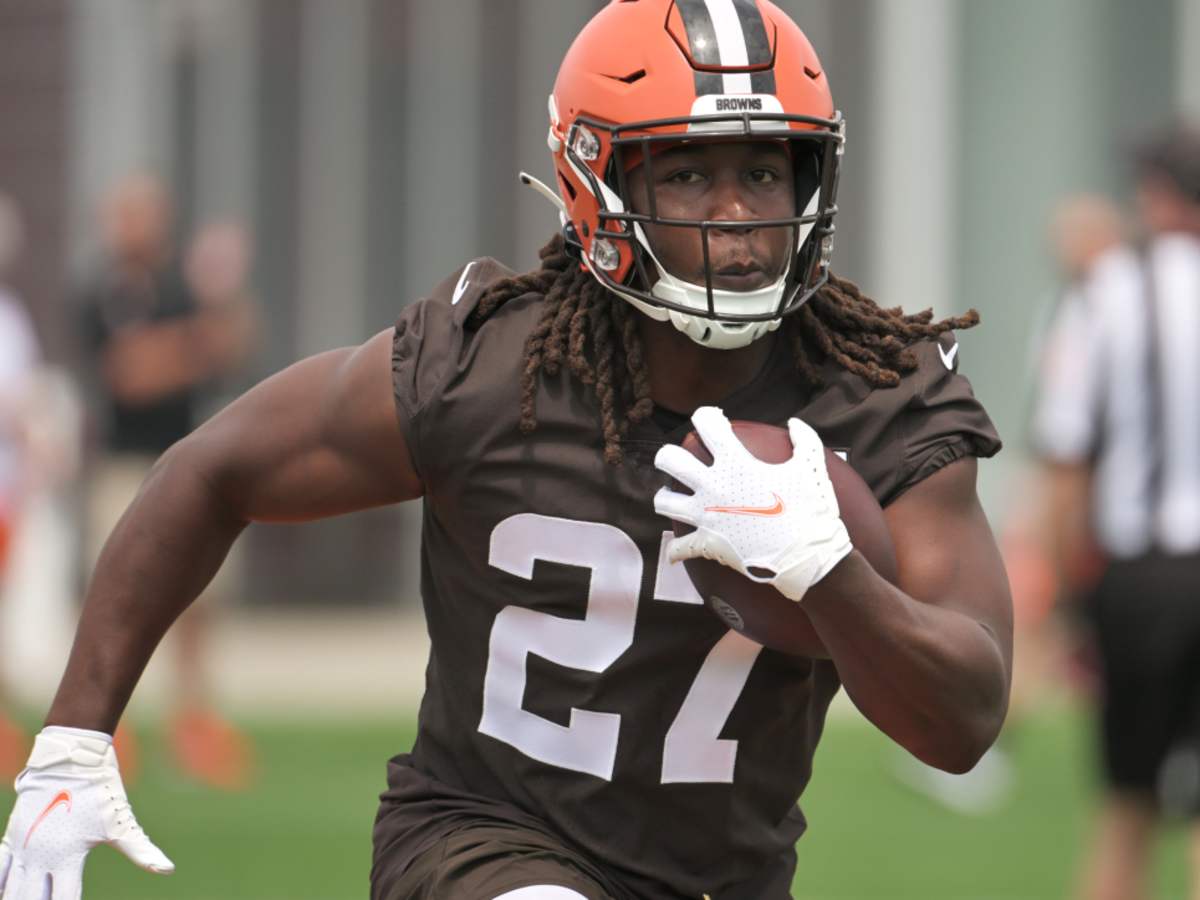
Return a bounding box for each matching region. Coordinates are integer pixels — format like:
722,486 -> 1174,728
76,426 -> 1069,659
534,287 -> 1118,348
4,708 -> 1191,900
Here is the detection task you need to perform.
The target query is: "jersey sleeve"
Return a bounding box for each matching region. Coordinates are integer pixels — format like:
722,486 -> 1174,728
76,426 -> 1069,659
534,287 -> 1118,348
879,332 -> 1002,505
390,258 -> 506,479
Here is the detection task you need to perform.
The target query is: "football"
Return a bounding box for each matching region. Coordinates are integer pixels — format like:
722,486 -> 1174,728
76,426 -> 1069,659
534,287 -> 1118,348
674,421 -> 899,657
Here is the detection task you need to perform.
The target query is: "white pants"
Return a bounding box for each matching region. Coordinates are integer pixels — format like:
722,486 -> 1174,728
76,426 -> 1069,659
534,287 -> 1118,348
492,888 -> 589,900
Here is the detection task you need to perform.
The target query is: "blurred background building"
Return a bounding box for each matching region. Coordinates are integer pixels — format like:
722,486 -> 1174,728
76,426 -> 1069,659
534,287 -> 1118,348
0,0 -> 1196,666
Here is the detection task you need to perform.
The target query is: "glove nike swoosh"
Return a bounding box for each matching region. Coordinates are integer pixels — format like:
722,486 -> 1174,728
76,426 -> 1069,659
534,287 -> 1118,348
703,493 -> 786,517
24,791 -> 71,848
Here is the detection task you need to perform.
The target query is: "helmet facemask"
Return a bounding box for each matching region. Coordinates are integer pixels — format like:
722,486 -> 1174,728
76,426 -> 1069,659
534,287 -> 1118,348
563,110 -> 844,350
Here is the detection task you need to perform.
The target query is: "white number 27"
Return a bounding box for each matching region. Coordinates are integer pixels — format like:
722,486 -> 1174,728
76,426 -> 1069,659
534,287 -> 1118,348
478,513 -> 762,783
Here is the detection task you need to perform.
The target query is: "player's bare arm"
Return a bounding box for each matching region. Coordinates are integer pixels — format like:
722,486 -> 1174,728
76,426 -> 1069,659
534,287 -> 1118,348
803,456 -> 1012,773
0,330 -> 419,894
48,328 -> 420,735
654,407 -> 1009,774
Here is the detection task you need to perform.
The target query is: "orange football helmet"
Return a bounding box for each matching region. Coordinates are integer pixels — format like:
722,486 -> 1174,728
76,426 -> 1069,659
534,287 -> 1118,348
543,0 -> 844,350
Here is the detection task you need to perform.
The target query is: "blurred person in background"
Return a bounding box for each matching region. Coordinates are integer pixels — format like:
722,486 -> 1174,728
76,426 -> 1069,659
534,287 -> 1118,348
0,193 -> 41,781
1050,196 -> 1128,289
889,196 -> 1126,818
1004,195 -> 1124,701
76,173 -> 259,790
1031,126 -> 1200,900
1006,194 -> 1124,717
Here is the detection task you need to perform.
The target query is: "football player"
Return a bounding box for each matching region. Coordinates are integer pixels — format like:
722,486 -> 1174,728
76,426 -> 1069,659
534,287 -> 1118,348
0,2 -> 1011,898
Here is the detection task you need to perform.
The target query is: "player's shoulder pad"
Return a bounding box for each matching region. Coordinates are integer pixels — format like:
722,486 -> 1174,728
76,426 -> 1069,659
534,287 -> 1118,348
424,256 -> 516,328
874,330 -> 1000,501
905,330 -> 963,384
903,329 -> 999,444
393,256 -> 518,428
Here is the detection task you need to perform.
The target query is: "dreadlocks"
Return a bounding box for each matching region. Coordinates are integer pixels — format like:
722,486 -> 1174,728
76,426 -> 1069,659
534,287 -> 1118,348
468,234 -> 980,465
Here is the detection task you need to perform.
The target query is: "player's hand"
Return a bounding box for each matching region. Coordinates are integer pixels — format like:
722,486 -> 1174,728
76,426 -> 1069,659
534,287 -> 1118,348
653,406 -> 852,602
0,727 -> 173,899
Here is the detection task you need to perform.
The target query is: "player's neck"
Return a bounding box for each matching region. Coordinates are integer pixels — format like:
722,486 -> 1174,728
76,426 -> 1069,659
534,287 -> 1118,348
636,314 -> 778,414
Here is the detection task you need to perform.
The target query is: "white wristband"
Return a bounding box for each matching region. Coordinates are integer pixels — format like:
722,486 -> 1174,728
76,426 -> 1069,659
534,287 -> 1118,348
41,725 -> 113,745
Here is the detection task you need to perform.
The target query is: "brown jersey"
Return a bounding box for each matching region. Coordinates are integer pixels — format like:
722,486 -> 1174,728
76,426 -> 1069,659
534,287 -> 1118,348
378,258 -> 1001,899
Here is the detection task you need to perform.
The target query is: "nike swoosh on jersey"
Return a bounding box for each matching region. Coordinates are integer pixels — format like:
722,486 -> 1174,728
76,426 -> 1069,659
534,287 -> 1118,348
451,262 -> 476,305
938,342 -> 959,370
704,493 -> 786,517
24,790 -> 72,848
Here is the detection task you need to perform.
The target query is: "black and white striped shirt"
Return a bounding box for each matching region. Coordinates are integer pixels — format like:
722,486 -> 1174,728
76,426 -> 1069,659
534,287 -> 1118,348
1033,234 -> 1200,558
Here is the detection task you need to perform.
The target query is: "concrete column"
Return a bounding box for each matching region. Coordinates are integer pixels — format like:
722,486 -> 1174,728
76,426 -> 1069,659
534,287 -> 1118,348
510,1 -> 601,272
295,0 -> 370,356
193,0 -> 259,227
957,0 -> 1108,513
865,0 -> 958,318
1179,0 -> 1200,120
399,0 -> 484,304
68,0 -> 171,265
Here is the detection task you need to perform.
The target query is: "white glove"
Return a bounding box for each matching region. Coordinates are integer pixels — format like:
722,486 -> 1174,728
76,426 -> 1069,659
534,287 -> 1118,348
653,406 -> 853,602
0,726 -> 174,900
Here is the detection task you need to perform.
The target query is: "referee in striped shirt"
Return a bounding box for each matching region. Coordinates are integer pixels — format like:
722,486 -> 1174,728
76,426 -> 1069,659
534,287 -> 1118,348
1033,126 -> 1200,900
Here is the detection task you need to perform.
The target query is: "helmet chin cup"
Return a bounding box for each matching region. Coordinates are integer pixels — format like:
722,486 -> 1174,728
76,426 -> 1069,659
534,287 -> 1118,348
653,285 -> 785,350
614,291 -> 780,351
670,310 -> 782,350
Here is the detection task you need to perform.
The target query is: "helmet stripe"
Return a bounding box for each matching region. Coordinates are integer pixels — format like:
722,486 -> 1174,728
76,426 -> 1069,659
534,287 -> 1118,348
676,0 -> 777,96
750,70 -> 777,94
735,0 -> 777,92
703,0 -> 750,68
703,0 -> 752,93
675,0 -> 722,67
695,71 -> 725,95
731,0 -> 772,67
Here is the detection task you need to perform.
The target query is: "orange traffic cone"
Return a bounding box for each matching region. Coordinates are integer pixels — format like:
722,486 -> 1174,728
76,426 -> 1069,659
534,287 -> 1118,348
168,709 -> 254,791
